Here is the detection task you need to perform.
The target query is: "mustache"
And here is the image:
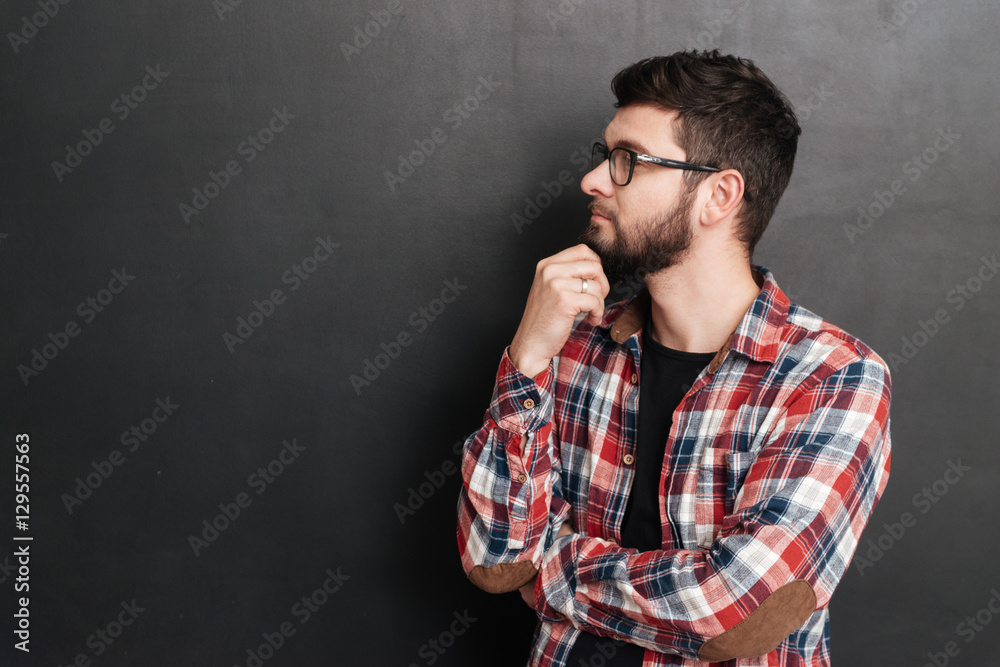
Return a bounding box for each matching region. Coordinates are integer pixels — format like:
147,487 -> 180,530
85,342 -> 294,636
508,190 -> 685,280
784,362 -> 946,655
588,200 -> 616,223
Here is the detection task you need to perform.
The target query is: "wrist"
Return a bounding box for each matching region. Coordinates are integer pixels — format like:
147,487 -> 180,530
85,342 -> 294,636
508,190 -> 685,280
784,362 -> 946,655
508,344 -> 550,380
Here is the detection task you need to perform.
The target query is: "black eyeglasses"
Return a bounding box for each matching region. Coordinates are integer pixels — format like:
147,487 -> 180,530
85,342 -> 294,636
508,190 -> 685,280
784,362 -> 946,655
591,141 -> 720,186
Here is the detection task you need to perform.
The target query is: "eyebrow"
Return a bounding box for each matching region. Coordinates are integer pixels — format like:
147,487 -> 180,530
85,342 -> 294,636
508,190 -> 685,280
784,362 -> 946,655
601,131 -> 650,155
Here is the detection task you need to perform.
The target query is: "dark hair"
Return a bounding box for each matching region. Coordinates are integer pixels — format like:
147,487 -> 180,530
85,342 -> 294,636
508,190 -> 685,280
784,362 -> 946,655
611,50 -> 800,258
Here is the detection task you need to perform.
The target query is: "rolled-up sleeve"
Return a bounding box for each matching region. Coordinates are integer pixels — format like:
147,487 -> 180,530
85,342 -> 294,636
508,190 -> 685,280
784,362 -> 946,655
457,346 -> 572,593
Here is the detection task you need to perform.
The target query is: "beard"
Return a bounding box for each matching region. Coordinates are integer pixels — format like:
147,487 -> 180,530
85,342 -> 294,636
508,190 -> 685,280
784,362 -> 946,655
578,185 -> 696,286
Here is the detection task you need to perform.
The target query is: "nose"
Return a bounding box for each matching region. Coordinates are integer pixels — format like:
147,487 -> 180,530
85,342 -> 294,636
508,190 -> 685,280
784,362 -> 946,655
581,156 -> 614,199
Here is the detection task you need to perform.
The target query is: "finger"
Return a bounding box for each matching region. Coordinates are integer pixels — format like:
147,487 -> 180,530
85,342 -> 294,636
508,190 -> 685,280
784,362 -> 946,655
537,245 -> 587,271
537,246 -> 603,277
559,291 -> 605,325
553,243 -> 603,264
547,260 -> 611,299
552,281 -> 603,305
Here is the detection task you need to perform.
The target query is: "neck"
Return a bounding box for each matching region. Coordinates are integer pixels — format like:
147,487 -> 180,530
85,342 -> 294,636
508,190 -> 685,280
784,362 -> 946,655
643,251 -> 761,354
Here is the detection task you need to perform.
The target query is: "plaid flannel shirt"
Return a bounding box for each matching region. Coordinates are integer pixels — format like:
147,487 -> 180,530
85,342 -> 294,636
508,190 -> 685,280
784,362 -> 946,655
457,265 -> 892,666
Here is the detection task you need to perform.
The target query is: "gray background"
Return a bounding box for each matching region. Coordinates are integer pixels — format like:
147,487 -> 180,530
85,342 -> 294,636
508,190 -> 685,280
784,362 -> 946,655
1,0 -> 997,665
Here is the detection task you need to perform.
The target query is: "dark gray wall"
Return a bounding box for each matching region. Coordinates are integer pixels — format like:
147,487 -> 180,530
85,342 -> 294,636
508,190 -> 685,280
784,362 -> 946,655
2,1 -> 998,665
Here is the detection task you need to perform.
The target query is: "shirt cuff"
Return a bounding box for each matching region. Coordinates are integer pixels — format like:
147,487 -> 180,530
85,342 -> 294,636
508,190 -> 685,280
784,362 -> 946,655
489,346 -> 554,437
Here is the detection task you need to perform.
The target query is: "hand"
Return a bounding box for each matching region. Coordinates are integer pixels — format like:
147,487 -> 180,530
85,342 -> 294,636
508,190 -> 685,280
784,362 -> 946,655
518,521 -> 576,609
509,244 -> 610,379
556,519 -> 576,540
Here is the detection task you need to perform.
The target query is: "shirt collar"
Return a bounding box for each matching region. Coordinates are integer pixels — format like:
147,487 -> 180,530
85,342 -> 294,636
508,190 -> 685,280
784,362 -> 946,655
609,264 -> 790,373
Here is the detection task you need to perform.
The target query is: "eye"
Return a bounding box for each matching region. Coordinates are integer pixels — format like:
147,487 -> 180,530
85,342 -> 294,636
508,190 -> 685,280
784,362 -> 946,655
609,149 -> 633,184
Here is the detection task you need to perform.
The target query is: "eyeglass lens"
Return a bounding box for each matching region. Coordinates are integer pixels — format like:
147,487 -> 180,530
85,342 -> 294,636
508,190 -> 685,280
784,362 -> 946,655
609,149 -> 632,185
592,143 -> 632,186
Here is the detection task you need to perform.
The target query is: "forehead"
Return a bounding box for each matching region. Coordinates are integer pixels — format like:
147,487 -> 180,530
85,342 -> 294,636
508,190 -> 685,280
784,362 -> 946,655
602,104 -> 681,155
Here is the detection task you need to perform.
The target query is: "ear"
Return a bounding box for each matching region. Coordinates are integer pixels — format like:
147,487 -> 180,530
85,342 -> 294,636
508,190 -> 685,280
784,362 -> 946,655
698,169 -> 744,227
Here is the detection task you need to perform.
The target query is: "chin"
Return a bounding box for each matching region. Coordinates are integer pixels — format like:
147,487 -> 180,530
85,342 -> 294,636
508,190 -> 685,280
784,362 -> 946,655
579,223 -> 612,253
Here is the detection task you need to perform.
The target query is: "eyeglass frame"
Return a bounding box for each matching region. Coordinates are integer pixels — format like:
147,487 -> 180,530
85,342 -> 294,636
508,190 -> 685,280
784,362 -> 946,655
591,141 -> 721,186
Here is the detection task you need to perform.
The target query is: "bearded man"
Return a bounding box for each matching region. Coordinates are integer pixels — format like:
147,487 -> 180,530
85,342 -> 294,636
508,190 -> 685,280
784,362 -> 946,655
457,50 -> 892,667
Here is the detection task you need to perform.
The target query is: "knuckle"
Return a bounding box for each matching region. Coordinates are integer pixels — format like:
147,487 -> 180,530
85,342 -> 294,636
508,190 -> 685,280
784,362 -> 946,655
539,263 -> 559,282
557,292 -> 578,314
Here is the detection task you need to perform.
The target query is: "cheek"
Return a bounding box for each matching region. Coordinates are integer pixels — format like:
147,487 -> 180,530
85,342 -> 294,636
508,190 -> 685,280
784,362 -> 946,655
618,188 -> 655,220
637,184 -> 682,216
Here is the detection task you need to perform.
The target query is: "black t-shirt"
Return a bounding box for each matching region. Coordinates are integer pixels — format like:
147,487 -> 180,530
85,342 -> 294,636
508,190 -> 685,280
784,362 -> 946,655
565,308 -> 716,666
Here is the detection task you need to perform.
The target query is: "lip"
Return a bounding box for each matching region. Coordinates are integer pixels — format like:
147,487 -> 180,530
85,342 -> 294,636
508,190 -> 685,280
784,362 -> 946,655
590,212 -> 610,223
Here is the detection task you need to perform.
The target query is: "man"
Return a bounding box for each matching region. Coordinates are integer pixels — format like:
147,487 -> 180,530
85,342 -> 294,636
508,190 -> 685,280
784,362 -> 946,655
456,50 -> 891,666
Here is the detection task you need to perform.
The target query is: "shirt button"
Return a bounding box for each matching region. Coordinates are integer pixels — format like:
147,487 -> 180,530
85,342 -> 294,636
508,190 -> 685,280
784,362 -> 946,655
623,454 -> 634,465
631,373 -> 638,384
607,537 -> 618,544
612,634 -> 623,642
523,398 -> 535,409
517,474 -> 527,483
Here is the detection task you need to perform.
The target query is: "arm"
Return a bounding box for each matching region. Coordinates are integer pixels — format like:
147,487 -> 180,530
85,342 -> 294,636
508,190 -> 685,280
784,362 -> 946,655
456,245 -> 610,594
533,356 -> 892,662
520,520 -> 576,607
456,345 -> 571,592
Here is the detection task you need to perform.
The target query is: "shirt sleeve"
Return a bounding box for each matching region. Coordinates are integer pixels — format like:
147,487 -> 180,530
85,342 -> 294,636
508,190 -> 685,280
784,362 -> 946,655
456,345 -> 572,593
534,355 -> 892,662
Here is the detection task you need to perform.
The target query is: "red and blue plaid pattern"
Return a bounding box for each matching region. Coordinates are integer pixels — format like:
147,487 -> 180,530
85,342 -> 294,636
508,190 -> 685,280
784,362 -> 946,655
457,265 -> 892,666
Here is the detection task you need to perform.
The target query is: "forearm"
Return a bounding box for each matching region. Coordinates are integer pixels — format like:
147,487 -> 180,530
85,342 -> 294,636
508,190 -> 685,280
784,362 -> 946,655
534,532 -> 816,661
457,347 -> 567,592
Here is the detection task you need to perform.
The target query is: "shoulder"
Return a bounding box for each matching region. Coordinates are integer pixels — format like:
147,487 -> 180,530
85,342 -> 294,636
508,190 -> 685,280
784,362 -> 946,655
741,265 -> 890,401
777,300 -> 892,396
